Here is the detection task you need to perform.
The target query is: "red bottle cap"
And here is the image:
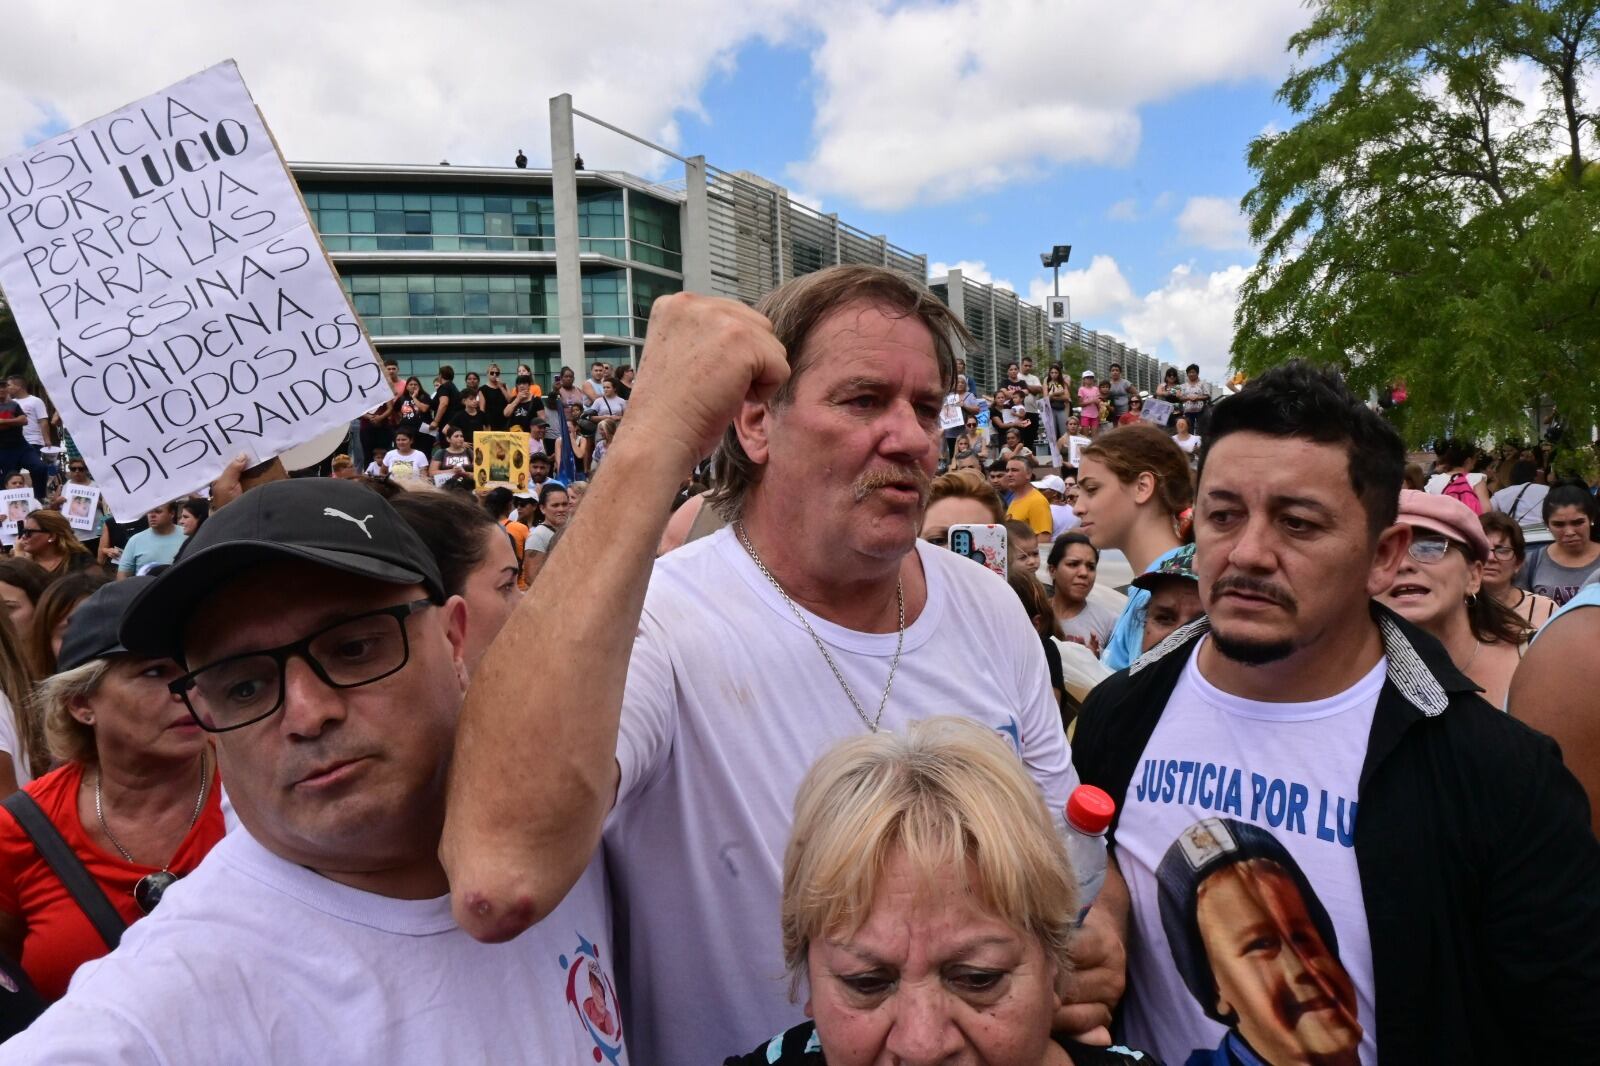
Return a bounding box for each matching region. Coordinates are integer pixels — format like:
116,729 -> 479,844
1066,785 -> 1115,834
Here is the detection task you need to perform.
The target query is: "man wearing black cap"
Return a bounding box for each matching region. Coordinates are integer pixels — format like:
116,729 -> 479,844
0,480 -> 624,1062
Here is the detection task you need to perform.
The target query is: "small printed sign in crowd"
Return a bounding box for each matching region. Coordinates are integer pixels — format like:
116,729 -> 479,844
0,61 -> 389,520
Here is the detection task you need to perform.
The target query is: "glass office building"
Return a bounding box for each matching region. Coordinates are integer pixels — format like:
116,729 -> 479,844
292,163 -> 683,387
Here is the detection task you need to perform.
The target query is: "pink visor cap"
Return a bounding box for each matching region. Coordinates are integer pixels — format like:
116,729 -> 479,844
1397,489 -> 1490,562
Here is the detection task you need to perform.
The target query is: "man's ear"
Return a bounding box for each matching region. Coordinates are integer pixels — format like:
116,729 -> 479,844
733,398 -> 774,467
1366,523 -> 1411,598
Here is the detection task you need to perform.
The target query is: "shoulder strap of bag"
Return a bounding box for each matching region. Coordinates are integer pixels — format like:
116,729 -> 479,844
1,792 -> 124,950
1510,482 -> 1533,519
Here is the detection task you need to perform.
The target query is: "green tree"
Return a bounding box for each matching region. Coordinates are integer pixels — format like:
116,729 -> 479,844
1237,0 -> 1600,444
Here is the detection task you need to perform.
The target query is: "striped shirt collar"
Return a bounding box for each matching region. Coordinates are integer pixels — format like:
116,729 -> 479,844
1129,609 -> 1450,717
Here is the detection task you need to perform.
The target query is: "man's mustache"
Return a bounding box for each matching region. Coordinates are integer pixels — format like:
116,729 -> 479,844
1211,575 -> 1298,612
853,466 -> 932,505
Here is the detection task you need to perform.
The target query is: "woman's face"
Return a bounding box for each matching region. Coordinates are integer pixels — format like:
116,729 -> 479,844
1481,530 -> 1520,592
406,378 -> 421,396
0,581 -> 34,633
1073,456 -> 1141,550
518,365 -> 532,378
3,475 -> 23,490
448,429 -> 466,449
1175,418 -> 1190,435
1379,529 -> 1480,635
805,851 -> 1063,1066
1051,543 -> 1098,605
602,380 -> 616,398
460,525 -> 521,672
543,491 -> 572,528
177,509 -> 200,536
920,497 -> 996,547
1548,505 -> 1592,552
79,657 -> 206,764
394,434 -> 414,452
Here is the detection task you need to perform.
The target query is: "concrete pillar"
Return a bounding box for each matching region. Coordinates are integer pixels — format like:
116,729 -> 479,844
772,187 -> 788,286
682,155 -> 711,294
550,94 -> 585,373
829,213 -> 841,264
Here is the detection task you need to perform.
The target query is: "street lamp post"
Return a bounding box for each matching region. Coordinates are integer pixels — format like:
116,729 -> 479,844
1039,244 -> 1072,364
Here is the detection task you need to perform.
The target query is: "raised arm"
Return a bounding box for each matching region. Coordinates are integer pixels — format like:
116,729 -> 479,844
441,293 -> 788,942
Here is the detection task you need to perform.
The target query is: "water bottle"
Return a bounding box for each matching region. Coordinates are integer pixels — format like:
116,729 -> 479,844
1063,785 -> 1116,927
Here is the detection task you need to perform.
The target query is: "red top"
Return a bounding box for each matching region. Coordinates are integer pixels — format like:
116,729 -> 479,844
0,761 -> 225,1001
1066,784 -> 1116,835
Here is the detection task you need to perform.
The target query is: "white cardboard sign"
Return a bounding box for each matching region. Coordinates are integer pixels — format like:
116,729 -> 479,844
62,483 -> 101,531
1140,398 -> 1175,426
0,61 -> 389,520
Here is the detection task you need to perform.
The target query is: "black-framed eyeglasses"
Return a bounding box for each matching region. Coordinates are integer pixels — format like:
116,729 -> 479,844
169,599 -> 435,732
17,526 -> 45,536
1488,545 -> 1517,561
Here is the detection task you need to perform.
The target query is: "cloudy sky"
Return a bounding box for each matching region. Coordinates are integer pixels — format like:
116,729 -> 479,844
0,0 -> 1315,377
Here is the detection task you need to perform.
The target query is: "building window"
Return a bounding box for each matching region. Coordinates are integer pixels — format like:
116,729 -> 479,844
340,272 -> 557,336
577,190 -> 626,258
631,270 -> 682,337
792,240 -> 825,277
629,194 -> 683,272
302,185 -> 556,253
581,270 -> 629,335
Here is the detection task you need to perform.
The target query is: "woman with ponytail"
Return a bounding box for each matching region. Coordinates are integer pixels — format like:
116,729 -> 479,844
1072,422 -> 1195,669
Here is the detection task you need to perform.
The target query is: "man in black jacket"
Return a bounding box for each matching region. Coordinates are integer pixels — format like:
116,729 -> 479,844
1073,361 -> 1600,1064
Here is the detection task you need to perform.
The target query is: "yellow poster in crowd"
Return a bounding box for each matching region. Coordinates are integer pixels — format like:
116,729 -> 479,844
474,432 -> 531,492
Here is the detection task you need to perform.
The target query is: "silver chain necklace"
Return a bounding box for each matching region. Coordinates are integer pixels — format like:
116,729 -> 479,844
735,522 -> 904,733
95,749 -> 209,914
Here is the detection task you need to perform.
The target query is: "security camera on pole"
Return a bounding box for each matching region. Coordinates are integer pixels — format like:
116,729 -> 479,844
1039,244 -> 1072,363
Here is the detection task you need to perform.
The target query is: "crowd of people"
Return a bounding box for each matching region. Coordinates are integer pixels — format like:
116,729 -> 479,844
0,263 -> 1595,1063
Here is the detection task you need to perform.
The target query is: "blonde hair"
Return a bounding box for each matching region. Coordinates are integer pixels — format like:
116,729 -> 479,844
927,469 -> 1004,524
781,717 -> 1077,997
34,658 -> 110,766
26,510 -> 89,560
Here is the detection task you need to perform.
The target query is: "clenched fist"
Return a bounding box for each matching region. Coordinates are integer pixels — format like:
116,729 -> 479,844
618,293 -> 789,470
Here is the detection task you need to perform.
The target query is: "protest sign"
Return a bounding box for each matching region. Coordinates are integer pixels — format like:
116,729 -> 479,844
1140,398 -> 1174,426
62,483 -> 101,531
939,394 -> 964,432
0,61 -> 390,520
0,489 -> 38,540
473,432 -> 530,493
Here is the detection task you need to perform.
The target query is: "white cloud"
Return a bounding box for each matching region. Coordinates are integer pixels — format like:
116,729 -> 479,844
789,0 -> 1310,209
929,259 -> 1014,291
0,0 -> 811,177
1106,198 -> 1140,221
1176,195 -> 1253,250
1026,255 -> 1244,379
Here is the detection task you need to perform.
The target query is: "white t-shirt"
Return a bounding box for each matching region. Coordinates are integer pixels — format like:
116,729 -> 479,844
1050,502 -> 1079,538
1425,471 -> 1483,495
605,528 -> 1076,1066
0,829 -> 626,1065
1173,434 -> 1201,456
382,448 -> 428,483
15,396 -> 46,446
1491,482 -> 1548,528
1114,640 -> 1381,1065
526,523 -> 558,555
588,396 -> 628,419
0,693 -> 31,788
1021,373 -> 1043,413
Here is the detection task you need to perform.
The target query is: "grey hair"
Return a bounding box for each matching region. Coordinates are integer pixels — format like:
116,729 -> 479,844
35,658 -> 111,766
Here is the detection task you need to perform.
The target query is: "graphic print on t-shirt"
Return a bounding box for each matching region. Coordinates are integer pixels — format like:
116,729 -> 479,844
1114,643 -> 1381,1066
560,933 -> 626,1064
1156,817 -> 1362,1066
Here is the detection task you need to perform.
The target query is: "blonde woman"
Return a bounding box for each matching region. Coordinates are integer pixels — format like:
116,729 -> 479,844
14,511 -> 92,578
725,717 -> 1153,1066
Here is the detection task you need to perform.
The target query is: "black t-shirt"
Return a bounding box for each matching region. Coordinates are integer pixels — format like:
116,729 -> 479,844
0,401 -> 23,449
446,410 -> 489,443
478,386 -> 508,429
433,382 -> 462,425
505,398 -> 542,432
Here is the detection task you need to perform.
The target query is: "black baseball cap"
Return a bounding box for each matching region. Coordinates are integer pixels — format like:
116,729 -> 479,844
58,577 -> 155,672
122,479 -> 444,660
